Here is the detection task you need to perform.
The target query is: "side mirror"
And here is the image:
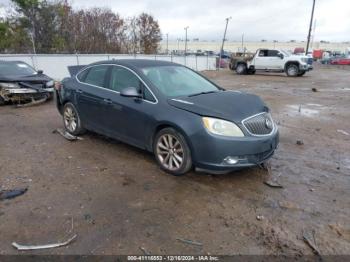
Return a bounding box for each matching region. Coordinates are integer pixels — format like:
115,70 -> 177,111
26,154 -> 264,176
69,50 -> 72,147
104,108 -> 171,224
37,70 -> 43,74
278,53 -> 284,59
120,87 -> 142,98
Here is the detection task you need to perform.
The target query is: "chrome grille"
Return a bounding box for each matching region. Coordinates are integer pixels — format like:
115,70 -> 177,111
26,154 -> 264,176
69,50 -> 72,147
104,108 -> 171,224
242,113 -> 274,136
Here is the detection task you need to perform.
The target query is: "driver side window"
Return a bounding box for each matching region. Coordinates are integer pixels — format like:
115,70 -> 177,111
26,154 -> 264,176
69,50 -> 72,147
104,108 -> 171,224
109,66 -> 156,102
109,66 -> 141,92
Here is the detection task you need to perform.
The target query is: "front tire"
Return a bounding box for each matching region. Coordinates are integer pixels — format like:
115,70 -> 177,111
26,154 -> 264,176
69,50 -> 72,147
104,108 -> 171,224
236,63 -> 247,75
248,68 -> 256,75
286,64 -> 299,77
63,102 -> 85,136
154,128 -> 192,176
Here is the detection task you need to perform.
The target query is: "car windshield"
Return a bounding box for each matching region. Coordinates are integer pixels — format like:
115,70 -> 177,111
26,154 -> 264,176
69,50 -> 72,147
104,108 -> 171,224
0,62 -> 37,77
141,66 -> 219,97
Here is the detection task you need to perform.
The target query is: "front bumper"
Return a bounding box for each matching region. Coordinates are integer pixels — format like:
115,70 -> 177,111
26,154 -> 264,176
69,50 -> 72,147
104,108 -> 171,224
190,129 -> 279,173
300,63 -> 313,71
4,87 -> 54,94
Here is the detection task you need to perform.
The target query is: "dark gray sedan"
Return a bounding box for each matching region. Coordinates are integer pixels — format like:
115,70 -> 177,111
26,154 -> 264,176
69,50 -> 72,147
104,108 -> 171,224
55,59 -> 279,175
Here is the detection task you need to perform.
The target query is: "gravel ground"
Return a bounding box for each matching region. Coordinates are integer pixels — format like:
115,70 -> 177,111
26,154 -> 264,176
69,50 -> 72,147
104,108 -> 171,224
0,64 -> 349,256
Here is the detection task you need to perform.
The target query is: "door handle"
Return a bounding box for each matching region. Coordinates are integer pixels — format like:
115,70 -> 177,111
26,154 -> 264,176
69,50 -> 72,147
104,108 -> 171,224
103,98 -> 113,105
76,89 -> 83,94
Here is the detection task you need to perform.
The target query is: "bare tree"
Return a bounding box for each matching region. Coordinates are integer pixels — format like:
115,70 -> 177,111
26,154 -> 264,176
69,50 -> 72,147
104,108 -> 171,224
2,2 -> 162,54
136,13 -> 162,54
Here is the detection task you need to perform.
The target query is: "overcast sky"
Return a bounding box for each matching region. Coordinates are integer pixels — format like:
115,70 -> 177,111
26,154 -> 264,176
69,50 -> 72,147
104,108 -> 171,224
1,0 -> 349,42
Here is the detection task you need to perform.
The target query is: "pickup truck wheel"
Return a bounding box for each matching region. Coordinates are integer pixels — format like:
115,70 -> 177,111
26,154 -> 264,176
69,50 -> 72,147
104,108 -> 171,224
63,102 -> 85,136
236,64 -> 247,75
286,64 -> 299,77
248,69 -> 256,75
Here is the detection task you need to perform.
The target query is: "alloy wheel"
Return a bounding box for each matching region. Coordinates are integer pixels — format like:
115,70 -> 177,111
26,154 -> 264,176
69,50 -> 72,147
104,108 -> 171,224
287,66 -> 298,76
156,134 -> 184,171
236,64 -> 246,74
64,106 -> 77,133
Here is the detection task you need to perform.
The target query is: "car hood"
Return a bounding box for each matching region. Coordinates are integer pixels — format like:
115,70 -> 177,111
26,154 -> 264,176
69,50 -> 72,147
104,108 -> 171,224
0,74 -> 52,83
167,90 -> 268,123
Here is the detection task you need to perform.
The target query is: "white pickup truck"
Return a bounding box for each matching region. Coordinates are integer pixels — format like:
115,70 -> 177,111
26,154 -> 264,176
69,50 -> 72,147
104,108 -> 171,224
230,49 -> 313,77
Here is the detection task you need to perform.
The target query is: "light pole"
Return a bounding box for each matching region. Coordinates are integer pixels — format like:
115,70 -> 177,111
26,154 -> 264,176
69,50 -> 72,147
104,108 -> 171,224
166,33 -> 169,54
177,38 -> 180,54
305,0 -> 316,55
184,26 -> 189,65
241,33 -> 244,52
184,26 -> 189,56
219,17 -> 231,70
273,40 -> 278,48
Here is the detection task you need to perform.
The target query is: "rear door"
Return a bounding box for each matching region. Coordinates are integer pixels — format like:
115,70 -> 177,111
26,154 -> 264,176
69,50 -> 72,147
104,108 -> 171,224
267,50 -> 284,70
253,49 -> 270,69
75,65 -> 111,132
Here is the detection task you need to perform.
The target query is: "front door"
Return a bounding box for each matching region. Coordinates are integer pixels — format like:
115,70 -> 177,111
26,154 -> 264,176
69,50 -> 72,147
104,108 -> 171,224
103,66 -> 157,148
267,50 -> 284,70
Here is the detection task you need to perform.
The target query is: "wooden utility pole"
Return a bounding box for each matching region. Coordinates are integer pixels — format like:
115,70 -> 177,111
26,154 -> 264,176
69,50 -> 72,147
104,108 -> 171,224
305,0 -> 316,55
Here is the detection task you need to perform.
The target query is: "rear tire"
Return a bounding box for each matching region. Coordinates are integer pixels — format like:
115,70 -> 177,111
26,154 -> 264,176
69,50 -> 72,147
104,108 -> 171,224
236,63 -> 247,75
286,64 -> 299,77
63,102 -> 85,136
153,128 -> 192,176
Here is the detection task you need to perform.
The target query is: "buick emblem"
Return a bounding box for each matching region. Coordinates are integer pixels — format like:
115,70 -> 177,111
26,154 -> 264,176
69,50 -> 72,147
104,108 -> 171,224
265,118 -> 273,129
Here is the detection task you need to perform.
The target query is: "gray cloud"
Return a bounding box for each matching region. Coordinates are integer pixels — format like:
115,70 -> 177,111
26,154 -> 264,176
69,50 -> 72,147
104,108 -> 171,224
1,0 -> 349,41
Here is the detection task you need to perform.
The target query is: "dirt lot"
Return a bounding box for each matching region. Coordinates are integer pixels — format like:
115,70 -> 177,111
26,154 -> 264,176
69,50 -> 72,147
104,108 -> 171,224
0,64 -> 349,256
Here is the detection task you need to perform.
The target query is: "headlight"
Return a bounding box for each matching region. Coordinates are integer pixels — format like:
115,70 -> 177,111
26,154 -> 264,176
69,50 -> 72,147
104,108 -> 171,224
202,117 -> 244,137
0,82 -> 19,89
301,58 -> 308,63
46,80 -> 54,87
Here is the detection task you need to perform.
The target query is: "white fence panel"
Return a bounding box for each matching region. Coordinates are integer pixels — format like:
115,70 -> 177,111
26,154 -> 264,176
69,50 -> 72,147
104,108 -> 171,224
0,55 -> 33,67
76,54 -> 109,65
0,54 -> 217,80
35,55 -> 77,79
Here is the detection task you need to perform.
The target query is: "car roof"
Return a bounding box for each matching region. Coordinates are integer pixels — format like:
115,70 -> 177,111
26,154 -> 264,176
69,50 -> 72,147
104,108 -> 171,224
0,60 -> 30,64
91,59 -> 180,69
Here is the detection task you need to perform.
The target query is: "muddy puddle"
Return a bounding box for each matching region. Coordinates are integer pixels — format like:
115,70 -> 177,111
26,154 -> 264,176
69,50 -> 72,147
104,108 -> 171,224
285,103 -> 330,118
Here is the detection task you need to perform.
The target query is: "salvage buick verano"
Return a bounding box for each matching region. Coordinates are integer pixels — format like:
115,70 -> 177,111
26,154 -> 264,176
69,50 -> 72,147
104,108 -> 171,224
55,60 -> 279,175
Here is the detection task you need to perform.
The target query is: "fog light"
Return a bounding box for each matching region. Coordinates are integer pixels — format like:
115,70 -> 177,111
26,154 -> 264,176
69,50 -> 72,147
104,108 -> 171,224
223,156 -> 239,165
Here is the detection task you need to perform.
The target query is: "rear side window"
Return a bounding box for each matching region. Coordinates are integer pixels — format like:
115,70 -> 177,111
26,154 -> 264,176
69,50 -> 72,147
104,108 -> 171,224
77,69 -> 89,82
258,50 -> 268,56
83,65 -> 109,87
267,50 -> 279,57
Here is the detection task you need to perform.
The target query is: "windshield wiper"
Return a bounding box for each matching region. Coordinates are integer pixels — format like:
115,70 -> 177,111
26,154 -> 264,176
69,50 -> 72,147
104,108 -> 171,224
188,90 -> 217,97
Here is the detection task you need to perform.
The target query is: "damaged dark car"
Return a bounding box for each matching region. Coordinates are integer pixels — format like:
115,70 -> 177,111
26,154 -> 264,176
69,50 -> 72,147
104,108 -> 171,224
0,61 -> 54,106
55,59 -> 279,175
